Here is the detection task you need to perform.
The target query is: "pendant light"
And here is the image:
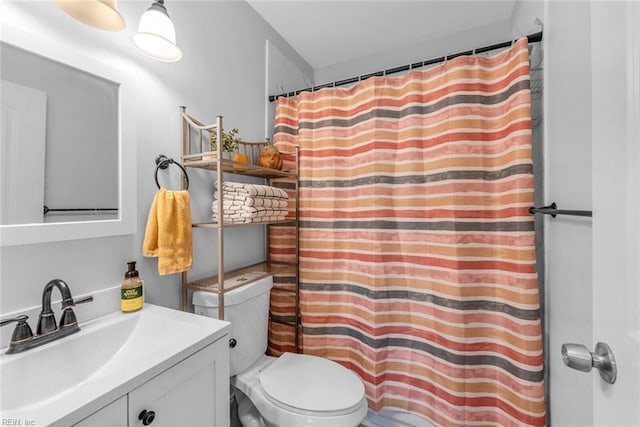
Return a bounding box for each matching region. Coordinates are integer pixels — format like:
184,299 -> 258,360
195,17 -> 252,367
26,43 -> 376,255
56,0 -> 126,31
132,0 -> 182,62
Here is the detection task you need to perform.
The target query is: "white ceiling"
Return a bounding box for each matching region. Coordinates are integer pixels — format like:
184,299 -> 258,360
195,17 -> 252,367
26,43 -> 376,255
247,0 -> 518,70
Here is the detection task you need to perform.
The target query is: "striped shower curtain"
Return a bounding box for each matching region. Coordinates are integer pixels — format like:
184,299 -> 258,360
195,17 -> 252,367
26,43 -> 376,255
269,38 -> 544,426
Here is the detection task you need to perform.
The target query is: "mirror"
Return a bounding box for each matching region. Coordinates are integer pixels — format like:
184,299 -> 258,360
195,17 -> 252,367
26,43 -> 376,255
0,24 -> 136,246
1,42 -> 119,225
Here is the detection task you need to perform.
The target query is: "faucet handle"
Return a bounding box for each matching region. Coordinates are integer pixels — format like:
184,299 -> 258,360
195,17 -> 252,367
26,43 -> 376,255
0,315 -> 34,344
60,295 -> 94,329
0,315 -> 26,328
37,311 -> 57,335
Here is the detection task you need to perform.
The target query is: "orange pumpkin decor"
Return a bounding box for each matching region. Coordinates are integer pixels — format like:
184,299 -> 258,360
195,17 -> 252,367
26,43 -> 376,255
257,143 -> 283,170
233,153 -> 249,171
233,153 -> 249,163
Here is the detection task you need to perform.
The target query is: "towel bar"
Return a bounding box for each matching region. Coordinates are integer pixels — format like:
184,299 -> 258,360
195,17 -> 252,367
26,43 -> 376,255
528,202 -> 592,218
155,154 -> 189,190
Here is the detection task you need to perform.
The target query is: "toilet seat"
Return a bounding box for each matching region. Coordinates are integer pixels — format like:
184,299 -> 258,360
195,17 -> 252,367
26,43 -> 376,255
233,353 -> 368,427
259,352 -> 365,415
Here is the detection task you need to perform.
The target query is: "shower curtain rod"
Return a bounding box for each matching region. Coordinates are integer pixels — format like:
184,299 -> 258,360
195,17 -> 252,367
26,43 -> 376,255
269,31 -> 543,102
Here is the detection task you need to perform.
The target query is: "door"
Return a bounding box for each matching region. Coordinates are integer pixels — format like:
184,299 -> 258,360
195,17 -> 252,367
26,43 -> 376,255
0,80 -> 47,225
591,1 -> 640,425
546,1 -> 640,425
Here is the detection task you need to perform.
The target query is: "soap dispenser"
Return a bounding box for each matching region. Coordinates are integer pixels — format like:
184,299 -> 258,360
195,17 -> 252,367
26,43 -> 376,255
121,261 -> 144,312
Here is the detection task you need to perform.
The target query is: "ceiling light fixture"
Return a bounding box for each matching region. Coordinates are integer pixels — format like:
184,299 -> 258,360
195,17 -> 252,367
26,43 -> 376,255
132,0 -> 182,62
56,0 -> 126,32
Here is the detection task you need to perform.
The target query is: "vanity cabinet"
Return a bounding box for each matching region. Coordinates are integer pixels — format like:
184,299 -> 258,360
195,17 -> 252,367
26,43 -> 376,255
73,339 -> 230,427
74,396 -> 127,427
129,340 -> 229,426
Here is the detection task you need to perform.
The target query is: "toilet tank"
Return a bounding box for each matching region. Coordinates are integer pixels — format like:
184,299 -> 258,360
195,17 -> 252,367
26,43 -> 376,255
193,274 -> 273,376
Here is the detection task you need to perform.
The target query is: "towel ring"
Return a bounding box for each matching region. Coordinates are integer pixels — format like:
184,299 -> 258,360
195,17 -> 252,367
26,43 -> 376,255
155,154 -> 189,190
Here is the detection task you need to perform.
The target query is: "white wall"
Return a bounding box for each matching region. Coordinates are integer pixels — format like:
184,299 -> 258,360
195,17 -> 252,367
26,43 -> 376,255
314,20 -> 512,86
265,40 -> 314,139
0,1 -> 312,340
544,1 -> 594,426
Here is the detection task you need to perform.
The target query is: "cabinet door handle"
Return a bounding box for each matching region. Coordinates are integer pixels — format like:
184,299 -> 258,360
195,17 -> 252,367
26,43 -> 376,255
138,409 -> 156,425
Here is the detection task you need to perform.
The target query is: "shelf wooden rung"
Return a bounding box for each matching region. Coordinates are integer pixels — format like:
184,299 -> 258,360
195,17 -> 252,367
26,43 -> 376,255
182,156 -> 297,178
192,219 -> 297,229
269,316 -> 297,327
184,262 -> 296,293
272,287 -> 298,293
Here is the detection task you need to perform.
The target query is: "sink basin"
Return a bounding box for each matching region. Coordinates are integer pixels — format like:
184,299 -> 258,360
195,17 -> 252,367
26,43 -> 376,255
1,312 -> 133,412
0,304 -> 229,426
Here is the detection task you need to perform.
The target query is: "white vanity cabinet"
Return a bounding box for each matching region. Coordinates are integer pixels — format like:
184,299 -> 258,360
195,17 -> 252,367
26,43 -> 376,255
129,340 -> 229,426
74,396 -> 127,427
1,304 -> 230,427
74,338 -> 230,427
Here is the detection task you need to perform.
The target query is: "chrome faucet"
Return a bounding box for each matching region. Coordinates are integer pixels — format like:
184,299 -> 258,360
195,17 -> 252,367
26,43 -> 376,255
0,279 -> 93,354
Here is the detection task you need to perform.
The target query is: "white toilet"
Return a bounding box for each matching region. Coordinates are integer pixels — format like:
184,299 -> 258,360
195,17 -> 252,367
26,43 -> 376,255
193,275 -> 368,427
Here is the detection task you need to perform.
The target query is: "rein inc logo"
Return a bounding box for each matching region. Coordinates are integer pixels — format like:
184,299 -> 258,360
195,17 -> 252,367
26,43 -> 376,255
2,419 -> 35,426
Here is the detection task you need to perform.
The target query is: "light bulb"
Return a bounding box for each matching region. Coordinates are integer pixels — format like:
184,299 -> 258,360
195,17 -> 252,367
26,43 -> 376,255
132,0 -> 182,62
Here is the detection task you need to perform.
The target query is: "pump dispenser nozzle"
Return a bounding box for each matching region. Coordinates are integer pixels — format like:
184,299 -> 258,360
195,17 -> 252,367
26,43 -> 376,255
126,261 -> 139,279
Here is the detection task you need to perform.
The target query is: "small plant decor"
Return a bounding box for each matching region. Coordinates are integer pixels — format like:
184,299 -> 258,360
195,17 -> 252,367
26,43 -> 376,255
210,128 -> 242,153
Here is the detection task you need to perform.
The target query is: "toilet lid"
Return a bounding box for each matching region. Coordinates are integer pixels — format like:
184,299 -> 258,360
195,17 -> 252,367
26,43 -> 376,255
259,352 -> 365,413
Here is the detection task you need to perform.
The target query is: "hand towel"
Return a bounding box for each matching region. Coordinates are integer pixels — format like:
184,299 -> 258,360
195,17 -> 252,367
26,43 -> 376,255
143,189 -> 193,276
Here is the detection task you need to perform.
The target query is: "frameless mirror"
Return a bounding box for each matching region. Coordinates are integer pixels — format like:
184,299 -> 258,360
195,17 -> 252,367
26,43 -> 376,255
0,24 -> 136,246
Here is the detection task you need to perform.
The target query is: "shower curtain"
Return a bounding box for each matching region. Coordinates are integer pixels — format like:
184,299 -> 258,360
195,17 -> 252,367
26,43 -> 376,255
269,38 -> 544,427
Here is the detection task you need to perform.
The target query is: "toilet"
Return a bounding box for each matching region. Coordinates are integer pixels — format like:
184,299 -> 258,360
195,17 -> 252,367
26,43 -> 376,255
193,275 -> 368,427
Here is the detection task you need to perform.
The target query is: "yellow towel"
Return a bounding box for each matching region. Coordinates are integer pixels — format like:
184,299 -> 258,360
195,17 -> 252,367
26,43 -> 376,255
143,189 -> 193,275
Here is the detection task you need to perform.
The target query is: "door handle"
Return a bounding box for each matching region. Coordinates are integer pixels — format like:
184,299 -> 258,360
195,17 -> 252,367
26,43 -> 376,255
561,342 -> 617,384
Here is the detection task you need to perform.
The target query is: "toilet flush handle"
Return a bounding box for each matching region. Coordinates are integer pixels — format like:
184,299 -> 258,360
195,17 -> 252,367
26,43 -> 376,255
229,338 -> 237,348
